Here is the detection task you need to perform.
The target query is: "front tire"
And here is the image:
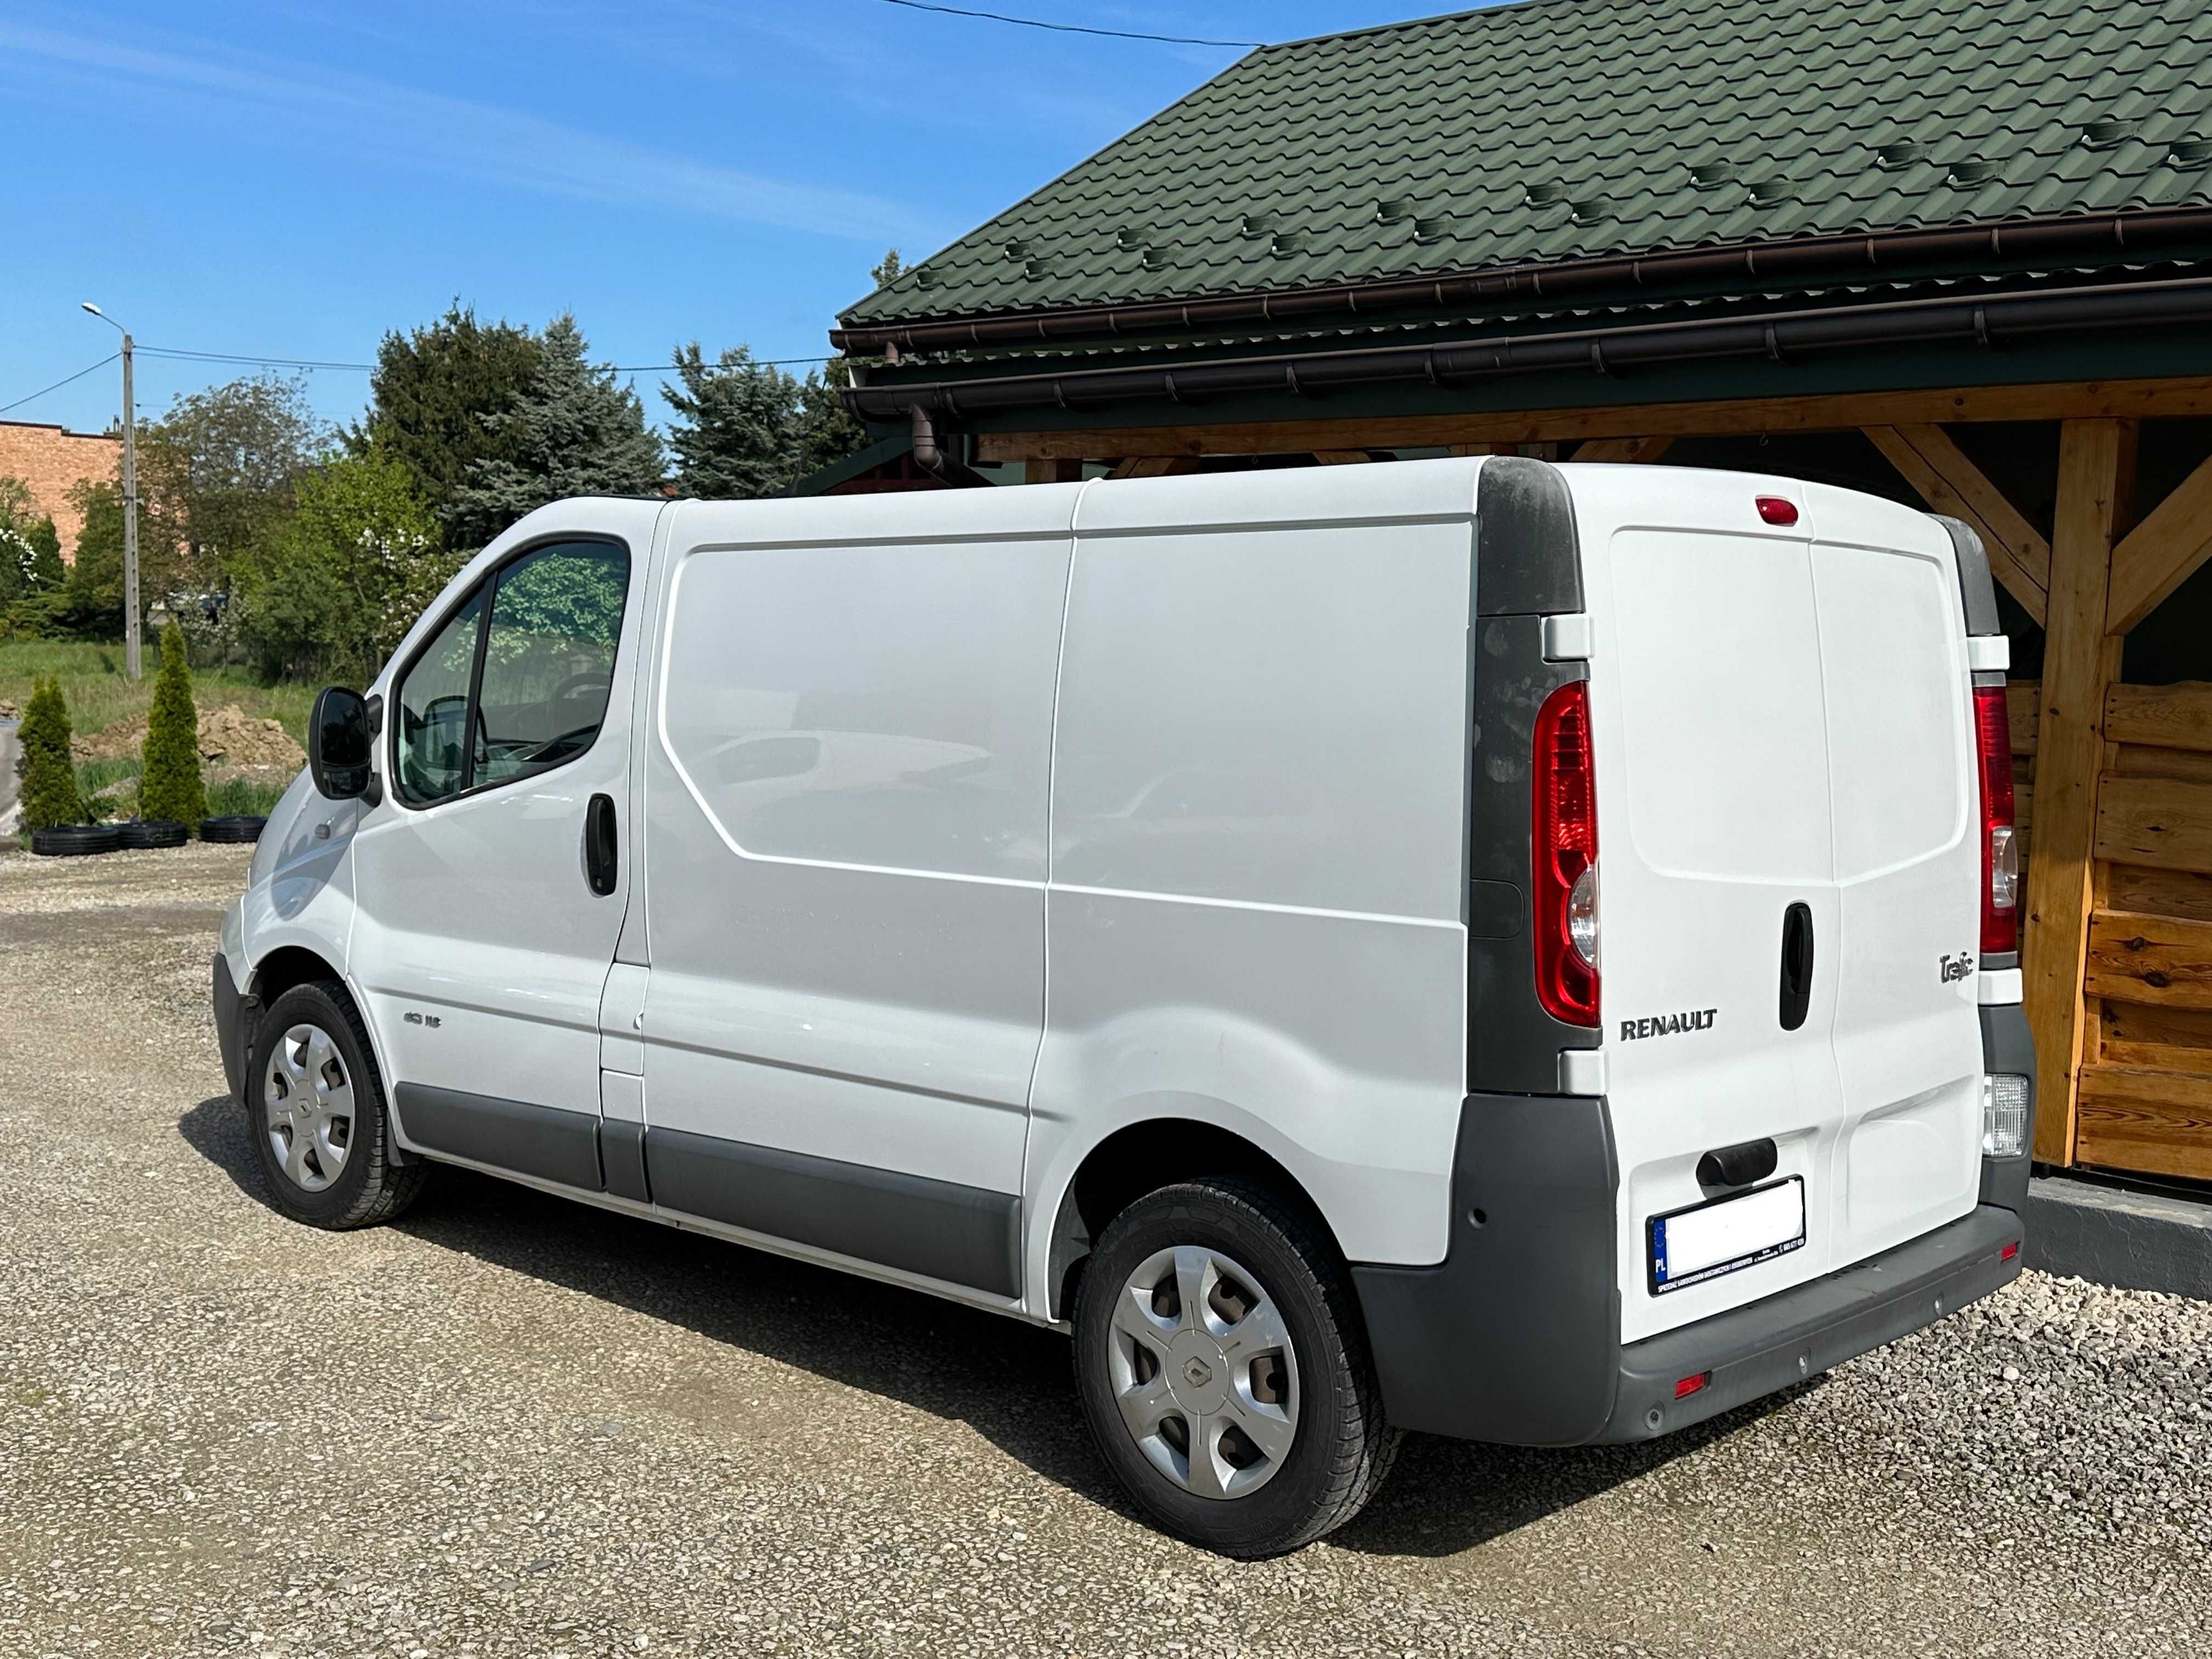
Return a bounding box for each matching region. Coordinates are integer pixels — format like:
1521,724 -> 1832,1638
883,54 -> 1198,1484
1072,1177 -> 1398,1557
246,980 -> 425,1229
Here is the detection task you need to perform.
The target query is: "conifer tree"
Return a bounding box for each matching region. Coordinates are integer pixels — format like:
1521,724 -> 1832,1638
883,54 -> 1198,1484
450,314 -> 663,538
16,676 -> 83,832
139,622 -> 207,826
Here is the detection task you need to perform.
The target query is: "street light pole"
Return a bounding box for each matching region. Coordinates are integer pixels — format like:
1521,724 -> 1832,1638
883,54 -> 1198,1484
81,303 -> 140,680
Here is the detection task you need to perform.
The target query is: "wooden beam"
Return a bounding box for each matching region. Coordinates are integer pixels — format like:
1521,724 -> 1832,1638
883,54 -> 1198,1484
2107,449 -> 2212,634
2023,419 -> 2136,1165
2076,1065 -> 2212,1181
1105,456 -> 1199,479
2105,681 -> 2212,754
2085,909 -> 2212,1010
1570,436 -> 1675,464
2007,683 -> 2040,757
975,376 -> 2212,462
1312,450 -> 1376,465
1863,425 -> 2051,625
2096,773 -> 2212,874
1024,458 -> 1084,484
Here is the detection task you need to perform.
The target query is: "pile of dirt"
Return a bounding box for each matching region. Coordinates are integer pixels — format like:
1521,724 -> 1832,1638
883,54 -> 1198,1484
198,706 -> 305,769
72,704 -> 305,770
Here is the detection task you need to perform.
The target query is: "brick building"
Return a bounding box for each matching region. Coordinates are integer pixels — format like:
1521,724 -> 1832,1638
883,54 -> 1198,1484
0,419 -> 121,559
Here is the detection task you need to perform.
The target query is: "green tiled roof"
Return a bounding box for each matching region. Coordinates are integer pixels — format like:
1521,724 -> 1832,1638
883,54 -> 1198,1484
842,0 -> 2212,330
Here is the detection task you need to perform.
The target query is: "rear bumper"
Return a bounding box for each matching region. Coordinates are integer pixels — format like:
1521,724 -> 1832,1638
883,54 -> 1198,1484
1352,1086 -> 2030,1447
1595,1203 -> 2021,1441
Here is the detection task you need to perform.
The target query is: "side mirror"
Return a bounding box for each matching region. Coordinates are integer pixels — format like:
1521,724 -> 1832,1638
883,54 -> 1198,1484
308,686 -> 374,800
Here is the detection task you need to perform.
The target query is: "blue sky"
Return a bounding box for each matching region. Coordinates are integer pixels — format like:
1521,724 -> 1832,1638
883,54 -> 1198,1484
0,1 -> 1432,441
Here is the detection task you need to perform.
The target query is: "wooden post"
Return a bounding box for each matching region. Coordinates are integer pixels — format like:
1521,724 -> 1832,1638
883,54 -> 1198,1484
1024,458 -> 1085,484
2023,418 -> 2136,1164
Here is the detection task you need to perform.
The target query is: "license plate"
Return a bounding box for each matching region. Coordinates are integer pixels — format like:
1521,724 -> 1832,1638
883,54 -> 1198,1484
1649,1176 -> 1806,1295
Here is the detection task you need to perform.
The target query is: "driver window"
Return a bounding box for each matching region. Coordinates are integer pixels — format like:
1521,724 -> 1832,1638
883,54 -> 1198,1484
394,588 -> 486,805
474,540 -> 630,790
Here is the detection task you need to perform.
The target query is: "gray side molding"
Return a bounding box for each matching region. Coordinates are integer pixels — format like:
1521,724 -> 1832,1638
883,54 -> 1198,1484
1476,456 -> 1583,617
1932,515 -> 2003,636
397,1083 -> 605,1192
1467,456 -> 1599,1087
645,1127 -> 1023,1297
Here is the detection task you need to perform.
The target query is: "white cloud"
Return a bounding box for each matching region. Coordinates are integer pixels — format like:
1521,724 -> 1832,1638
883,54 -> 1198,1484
0,18 -> 947,246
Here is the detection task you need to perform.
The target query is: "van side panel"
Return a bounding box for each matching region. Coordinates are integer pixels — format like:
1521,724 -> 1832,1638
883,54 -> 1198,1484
637,492 -> 1076,1293
1029,470 -> 1477,1286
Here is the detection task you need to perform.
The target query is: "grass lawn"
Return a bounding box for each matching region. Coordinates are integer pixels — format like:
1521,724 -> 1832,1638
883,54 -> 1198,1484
0,639 -> 315,744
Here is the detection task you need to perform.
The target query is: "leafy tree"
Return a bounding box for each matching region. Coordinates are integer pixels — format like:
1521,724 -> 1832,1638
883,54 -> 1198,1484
140,375 -> 323,583
871,249 -> 905,289
354,303 -> 544,552
23,517 -> 63,590
0,478 -> 63,612
234,447 -> 458,681
450,314 -> 663,538
16,676 -> 83,831
139,622 -> 207,826
18,479 -> 132,639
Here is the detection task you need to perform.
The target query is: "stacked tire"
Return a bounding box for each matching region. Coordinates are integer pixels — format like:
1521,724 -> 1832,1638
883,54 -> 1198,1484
30,825 -> 122,857
119,819 -> 191,849
27,816 -> 266,855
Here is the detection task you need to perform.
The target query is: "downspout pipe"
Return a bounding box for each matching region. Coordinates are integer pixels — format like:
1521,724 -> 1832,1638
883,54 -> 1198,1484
910,403 -> 956,477
846,272 -> 2212,425
832,206 -> 2212,356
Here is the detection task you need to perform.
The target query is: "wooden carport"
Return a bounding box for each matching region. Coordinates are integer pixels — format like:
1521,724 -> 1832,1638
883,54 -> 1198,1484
826,0 -> 2212,1184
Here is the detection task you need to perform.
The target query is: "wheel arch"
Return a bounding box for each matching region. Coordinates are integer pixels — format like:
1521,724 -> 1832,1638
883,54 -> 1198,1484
1041,1118 -> 1349,1323
249,944 -> 348,1008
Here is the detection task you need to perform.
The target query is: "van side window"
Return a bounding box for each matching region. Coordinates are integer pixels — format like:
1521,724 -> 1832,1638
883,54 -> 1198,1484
394,589 -> 486,806
475,541 -> 629,789
390,539 -> 629,808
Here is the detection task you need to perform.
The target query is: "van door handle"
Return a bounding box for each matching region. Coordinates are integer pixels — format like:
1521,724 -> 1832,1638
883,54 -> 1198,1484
584,794 -> 618,896
1779,901 -> 1814,1031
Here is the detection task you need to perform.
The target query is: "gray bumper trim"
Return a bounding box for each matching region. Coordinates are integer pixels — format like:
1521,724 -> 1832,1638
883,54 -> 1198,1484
1599,1204 -> 2023,1442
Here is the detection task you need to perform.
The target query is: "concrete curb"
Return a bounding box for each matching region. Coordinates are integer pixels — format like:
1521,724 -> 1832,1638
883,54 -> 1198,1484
2024,1174 -> 2212,1301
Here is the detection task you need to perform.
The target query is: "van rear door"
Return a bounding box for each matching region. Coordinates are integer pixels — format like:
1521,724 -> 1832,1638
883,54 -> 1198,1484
1572,468 -> 1846,1343
1804,483 -> 1984,1267
1572,467 -> 1983,1343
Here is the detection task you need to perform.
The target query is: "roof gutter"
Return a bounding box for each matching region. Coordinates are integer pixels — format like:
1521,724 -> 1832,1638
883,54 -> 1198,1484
831,207 -> 2212,355
843,272 -> 2212,424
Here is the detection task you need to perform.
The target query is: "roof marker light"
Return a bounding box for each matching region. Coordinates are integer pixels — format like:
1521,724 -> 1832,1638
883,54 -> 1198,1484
1756,495 -> 1799,526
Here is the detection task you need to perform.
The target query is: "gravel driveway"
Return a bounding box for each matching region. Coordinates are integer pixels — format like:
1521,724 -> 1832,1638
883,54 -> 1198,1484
2,843 -> 2208,1658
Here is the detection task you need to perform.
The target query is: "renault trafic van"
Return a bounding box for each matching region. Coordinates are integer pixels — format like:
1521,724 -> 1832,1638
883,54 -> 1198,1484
214,457 -> 2034,1556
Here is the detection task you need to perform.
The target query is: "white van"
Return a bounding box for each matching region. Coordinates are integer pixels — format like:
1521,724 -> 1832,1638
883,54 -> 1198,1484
215,457 -> 2034,1556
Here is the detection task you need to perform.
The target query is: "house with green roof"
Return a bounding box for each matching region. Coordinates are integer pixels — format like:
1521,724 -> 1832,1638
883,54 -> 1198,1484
821,0 -> 2212,1192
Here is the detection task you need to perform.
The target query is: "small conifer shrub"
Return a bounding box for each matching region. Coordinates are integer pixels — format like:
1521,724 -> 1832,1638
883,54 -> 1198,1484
139,622 -> 207,827
16,676 -> 83,832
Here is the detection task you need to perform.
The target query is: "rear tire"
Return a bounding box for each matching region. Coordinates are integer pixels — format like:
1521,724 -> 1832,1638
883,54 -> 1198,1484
246,980 -> 425,1229
1072,1177 -> 1399,1557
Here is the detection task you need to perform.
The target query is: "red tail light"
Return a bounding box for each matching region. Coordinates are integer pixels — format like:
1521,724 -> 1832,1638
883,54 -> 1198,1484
1532,680 -> 1600,1026
1973,684 -> 2019,955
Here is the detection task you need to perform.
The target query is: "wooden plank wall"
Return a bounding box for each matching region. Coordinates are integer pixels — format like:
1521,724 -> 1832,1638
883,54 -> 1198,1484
2067,680 -> 2212,1180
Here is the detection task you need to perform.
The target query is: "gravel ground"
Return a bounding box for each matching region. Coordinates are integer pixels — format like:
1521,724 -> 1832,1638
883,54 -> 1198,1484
1,842 -> 2208,1658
